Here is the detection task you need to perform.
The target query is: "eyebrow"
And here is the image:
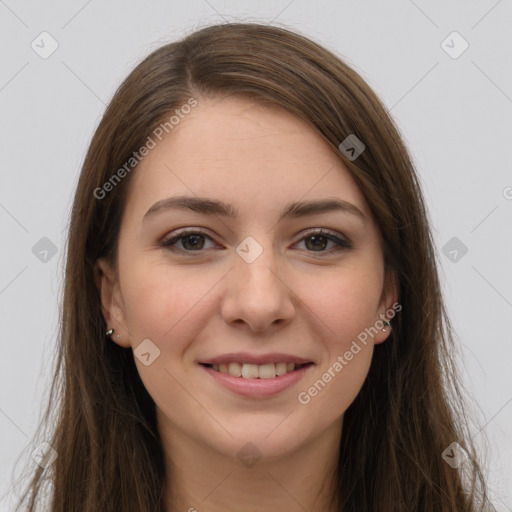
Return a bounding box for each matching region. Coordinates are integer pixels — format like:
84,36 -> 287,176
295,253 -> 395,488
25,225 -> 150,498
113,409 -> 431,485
142,195 -> 366,223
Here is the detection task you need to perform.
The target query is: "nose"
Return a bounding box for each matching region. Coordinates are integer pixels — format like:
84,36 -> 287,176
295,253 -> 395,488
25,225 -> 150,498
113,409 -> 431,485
220,245 -> 296,333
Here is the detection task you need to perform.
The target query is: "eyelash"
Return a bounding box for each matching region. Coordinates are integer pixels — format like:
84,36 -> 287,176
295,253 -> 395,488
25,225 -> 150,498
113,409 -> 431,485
160,228 -> 352,256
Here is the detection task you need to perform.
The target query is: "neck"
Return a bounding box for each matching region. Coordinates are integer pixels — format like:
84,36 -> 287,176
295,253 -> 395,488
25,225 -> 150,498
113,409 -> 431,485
159,414 -> 342,512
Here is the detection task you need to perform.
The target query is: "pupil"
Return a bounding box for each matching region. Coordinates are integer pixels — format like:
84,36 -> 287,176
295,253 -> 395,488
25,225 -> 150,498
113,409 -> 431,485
183,234 -> 204,250
306,235 -> 327,251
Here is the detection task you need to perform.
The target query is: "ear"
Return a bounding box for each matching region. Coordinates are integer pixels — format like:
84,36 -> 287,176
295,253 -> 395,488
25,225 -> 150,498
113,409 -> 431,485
373,270 -> 400,345
94,257 -> 131,348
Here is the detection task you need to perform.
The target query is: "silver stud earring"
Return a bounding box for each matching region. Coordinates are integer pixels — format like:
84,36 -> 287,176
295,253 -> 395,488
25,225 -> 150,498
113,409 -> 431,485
382,320 -> 391,332
105,328 -> 120,339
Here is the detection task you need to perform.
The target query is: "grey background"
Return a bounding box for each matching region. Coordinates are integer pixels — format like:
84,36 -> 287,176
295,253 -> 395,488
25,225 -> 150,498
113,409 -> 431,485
1,0 -> 511,509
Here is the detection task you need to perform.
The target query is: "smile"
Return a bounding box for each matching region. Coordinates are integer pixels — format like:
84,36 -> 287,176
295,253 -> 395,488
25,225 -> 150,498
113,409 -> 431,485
199,362 -> 314,398
202,362 -> 310,379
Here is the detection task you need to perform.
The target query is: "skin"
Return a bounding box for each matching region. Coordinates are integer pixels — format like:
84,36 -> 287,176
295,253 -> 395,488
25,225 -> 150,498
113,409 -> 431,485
95,95 -> 398,512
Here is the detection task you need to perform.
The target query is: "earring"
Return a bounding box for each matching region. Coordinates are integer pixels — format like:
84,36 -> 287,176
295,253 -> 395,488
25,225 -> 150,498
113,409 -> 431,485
382,320 -> 391,332
106,328 -> 120,339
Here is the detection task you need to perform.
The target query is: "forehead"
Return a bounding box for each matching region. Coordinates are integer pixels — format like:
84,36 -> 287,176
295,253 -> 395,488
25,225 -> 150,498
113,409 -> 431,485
124,95 -> 372,222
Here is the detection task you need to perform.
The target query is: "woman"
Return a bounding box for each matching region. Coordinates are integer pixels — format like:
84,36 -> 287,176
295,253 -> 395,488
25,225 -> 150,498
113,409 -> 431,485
14,22 -> 492,511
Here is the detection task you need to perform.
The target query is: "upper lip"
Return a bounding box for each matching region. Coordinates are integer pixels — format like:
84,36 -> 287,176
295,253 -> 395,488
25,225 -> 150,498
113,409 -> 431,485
198,353 -> 314,366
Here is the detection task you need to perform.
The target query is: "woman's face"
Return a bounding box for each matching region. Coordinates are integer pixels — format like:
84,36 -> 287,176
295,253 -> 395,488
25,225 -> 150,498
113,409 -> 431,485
96,95 -> 397,460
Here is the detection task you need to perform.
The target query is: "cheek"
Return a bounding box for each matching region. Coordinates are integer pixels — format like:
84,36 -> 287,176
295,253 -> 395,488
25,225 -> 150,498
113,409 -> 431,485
119,263 -> 204,418
298,267 -> 380,411
305,346 -> 373,426
120,260 -> 219,342
298,329 -> 374,422
306,265 -> 383,342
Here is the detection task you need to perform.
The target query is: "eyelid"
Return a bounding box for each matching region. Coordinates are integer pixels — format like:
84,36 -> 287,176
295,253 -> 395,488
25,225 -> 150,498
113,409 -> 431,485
298,227 -> 352,246
160,228 -> 219,251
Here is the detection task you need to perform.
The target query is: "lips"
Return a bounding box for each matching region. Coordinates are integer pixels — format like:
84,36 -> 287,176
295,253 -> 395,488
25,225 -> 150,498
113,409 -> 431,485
199,361 -> 314,398
197,352 -> 315,396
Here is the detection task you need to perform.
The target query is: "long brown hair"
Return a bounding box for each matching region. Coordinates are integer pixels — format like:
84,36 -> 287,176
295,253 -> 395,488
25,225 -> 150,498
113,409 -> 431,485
11,22 -> 492,511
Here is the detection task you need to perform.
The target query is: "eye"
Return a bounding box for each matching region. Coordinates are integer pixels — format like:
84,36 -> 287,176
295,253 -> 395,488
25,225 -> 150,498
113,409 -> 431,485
293,229 -> 352,253
161,230 -> 217,253
160,228 -> 352,255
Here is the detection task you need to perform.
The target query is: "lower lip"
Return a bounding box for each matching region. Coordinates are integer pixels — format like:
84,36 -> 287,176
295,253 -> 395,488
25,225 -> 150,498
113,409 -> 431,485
199,363 -> 314,398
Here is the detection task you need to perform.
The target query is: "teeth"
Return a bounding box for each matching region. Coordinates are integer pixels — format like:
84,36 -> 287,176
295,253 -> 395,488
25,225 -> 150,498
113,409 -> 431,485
257,364 -> 275,379
210,362 -> 304,379
242,364 -> 259,379
227,362 -> 241,377
275,362 -> 287,376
